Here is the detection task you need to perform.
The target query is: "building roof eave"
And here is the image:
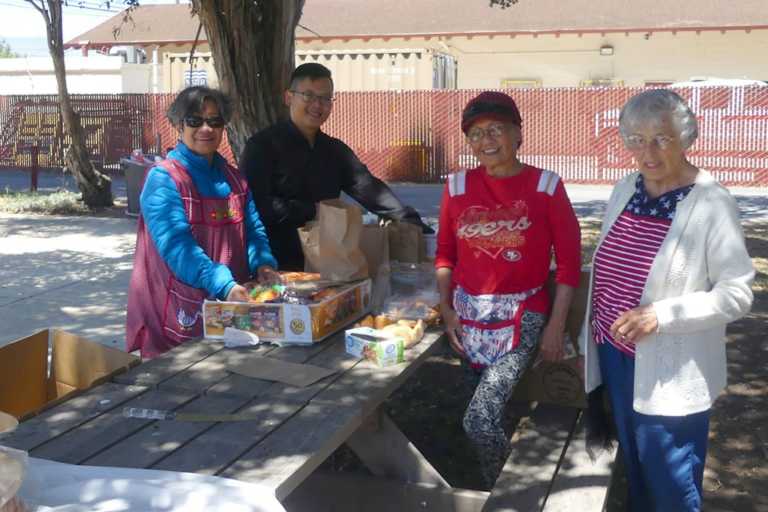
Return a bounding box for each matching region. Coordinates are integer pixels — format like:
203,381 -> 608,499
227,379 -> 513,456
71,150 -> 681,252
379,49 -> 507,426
295,24 -> 768,42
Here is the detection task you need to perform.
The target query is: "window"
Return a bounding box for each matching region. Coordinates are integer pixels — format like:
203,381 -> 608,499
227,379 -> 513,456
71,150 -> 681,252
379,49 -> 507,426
580,78 -> 624,87
500,78 -> 541,89
184,69 -> 208,87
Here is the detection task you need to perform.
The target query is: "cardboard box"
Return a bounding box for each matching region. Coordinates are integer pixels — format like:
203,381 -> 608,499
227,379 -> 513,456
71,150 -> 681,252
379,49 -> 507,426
204,279 -> 372,345
344,327 -> 405,367
0,329 -> 140,420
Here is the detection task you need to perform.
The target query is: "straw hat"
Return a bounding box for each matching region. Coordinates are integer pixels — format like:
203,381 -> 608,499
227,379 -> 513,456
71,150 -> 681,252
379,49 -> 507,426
0,411 -> 25,512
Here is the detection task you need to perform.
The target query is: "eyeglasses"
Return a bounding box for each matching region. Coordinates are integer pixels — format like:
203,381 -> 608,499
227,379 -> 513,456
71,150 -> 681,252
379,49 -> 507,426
466,124 -> 510,143
290,90 -> 335,107
623,134 -> 676,150
184,115 -> 226,129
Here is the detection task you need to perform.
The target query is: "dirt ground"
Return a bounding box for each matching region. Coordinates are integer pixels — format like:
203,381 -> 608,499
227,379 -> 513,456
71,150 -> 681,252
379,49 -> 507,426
325,219 -> 768,512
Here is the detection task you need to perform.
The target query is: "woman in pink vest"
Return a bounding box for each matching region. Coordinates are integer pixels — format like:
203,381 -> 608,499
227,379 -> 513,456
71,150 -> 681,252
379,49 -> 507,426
126,86 -> 278,359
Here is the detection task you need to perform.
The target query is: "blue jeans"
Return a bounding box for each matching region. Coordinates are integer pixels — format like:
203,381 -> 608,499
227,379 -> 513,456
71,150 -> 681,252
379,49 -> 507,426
597,341 -> 710,512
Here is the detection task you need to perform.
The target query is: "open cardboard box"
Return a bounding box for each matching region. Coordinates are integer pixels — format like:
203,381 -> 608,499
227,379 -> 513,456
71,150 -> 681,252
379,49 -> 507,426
204,279 -> 372,345
0,329 -> 140,420
511,267 -> 591,408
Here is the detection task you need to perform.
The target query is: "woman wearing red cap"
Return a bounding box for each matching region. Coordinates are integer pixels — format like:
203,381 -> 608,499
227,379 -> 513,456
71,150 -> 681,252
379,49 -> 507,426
435,91 -> 581,487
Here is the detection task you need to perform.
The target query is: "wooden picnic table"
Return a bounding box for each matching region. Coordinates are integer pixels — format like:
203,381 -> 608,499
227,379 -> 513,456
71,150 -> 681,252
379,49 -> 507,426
1,328 -> 615,511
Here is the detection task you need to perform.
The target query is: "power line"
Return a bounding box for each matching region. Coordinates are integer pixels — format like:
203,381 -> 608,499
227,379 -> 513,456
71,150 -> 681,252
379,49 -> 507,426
0,0 -> 122,15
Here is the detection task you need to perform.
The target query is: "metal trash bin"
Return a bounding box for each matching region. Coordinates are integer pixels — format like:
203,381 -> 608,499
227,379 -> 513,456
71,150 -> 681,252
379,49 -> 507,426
121,156 -> 157,217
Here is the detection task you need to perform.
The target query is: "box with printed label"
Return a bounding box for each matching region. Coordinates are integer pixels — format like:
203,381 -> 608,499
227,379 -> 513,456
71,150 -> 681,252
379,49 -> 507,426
344,327 -> 405,367
203,279 -> 372,344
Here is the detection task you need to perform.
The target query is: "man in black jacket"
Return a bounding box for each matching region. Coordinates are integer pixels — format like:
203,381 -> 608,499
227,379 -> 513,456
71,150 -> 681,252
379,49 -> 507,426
240,63 -> 432,270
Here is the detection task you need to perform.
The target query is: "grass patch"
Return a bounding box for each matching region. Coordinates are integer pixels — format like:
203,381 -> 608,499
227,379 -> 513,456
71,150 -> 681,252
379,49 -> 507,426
0,189 -> 88,215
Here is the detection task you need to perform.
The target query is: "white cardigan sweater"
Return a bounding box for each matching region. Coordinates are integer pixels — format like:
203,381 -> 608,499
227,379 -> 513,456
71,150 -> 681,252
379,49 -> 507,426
580,170 -> 755,416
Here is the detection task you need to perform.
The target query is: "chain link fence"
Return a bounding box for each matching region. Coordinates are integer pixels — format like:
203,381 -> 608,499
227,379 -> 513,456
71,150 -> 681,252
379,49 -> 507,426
2,86 -> 766,186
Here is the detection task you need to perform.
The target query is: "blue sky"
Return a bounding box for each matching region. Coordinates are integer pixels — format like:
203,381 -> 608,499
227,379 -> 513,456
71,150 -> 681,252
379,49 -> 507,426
0,0 -> 184,56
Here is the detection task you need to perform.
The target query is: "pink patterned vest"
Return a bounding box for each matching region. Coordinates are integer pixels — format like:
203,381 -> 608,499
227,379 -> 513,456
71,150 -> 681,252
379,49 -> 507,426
126,158 -> 250,359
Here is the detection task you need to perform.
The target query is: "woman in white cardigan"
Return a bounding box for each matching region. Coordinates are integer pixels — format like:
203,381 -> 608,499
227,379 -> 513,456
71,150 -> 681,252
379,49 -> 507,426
579,89 -> 754,512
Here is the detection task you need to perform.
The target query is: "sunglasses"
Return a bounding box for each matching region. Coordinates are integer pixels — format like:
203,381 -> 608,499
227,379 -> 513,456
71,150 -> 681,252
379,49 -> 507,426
184,115 -> 226,128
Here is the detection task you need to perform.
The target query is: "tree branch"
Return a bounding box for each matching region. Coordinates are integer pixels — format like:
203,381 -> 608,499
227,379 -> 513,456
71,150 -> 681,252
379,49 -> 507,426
490,0 -> 520,8
24,0 -> 48,20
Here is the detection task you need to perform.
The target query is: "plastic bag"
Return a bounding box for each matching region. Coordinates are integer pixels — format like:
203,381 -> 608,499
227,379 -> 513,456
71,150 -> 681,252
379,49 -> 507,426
378,262 -> 440,323
0,446 -> 27,511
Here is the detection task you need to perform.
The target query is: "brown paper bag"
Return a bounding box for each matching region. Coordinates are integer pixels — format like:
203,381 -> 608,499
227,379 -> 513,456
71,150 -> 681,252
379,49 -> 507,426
387,221 -> 425,263
359,225 -> 389,280
299,199 -> 369,281
360,225 -> 391,311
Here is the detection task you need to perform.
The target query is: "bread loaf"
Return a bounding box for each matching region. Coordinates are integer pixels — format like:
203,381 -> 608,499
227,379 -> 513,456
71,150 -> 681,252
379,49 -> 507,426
380,319 -> 425,348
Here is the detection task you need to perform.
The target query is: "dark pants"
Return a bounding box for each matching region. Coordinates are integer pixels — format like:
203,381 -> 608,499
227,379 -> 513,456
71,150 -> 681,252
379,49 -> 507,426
598,341 -> 710,512
461,311 -> 545,488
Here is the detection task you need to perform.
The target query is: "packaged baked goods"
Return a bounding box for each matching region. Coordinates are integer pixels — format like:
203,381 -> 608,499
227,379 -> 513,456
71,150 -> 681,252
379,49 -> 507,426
376,262 -> 440,324
344,320 -> 426,367
345,328 -> 405,367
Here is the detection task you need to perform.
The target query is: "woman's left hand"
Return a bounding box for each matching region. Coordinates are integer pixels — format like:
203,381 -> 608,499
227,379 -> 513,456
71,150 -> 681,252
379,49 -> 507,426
610,304 -> 658,345
539,323 -> 565,362
257,266 -> 282,285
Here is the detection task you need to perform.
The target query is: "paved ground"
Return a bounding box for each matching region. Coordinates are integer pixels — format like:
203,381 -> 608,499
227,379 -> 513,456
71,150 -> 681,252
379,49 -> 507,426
0,169 -> 765,349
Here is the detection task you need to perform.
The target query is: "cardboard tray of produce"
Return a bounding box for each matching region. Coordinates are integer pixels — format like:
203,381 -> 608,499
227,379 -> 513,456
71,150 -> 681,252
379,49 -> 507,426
203,278 -> 372,345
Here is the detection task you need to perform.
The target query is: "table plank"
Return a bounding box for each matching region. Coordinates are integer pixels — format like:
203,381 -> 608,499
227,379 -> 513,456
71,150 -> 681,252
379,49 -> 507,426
83,338 -> 357,470
0,383 -> 148,452
114,341 -> 223,387
311,331 -> 444,416
250,338 -> 361,405
55,336 -> 357,468
29,389 -> 198,464
542,415 -> 616,511
482,404 -> 579,512
205,339 -> 336,399
157,343 -> 276,395
221,332 -> 445,500
221,400 -> 362,500
285,471 -> 490,512
150,397 -> 306,475
82,393 -> 249,469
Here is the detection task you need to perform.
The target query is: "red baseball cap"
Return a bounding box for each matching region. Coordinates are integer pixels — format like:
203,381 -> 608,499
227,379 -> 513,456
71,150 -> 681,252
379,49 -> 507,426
461,91 -> 522,133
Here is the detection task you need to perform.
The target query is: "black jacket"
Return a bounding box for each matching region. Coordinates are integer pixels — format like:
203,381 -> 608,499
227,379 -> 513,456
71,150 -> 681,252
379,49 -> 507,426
240,120 -> 428,270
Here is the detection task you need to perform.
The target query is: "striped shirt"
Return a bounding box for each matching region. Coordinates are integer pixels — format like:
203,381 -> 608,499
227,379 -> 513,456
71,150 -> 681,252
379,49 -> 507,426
592,175 -> 694,356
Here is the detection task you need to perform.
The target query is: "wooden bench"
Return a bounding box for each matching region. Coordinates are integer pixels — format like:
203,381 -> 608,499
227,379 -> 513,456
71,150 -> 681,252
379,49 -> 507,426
482,403 -> 617,512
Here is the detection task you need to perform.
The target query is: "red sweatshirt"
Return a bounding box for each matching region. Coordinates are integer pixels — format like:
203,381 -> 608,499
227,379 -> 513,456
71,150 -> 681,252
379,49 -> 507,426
435,165 -> 581,314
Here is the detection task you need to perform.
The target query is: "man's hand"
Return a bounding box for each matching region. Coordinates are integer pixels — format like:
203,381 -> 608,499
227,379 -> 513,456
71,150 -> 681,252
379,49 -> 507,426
257,266 -> 282,285
539,323 -> 565,362
226,284 -> 249,302
439,303 -> 466,357
610,304 -> 658,345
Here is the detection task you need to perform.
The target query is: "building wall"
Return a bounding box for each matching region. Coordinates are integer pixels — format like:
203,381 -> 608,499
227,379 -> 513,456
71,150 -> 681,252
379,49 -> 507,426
121,63 -> 154,93
296,49 -> 456,91
0,55 -> 127,94
296,29 -> 768,89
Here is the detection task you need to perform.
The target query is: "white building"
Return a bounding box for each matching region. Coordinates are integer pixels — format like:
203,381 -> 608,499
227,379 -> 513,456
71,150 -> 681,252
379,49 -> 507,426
0,54 -> 151,95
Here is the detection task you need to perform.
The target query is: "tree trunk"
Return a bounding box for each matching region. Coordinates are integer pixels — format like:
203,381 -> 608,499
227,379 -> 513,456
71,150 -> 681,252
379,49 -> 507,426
41,0 -> 112,208
191,0 -> 305,160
